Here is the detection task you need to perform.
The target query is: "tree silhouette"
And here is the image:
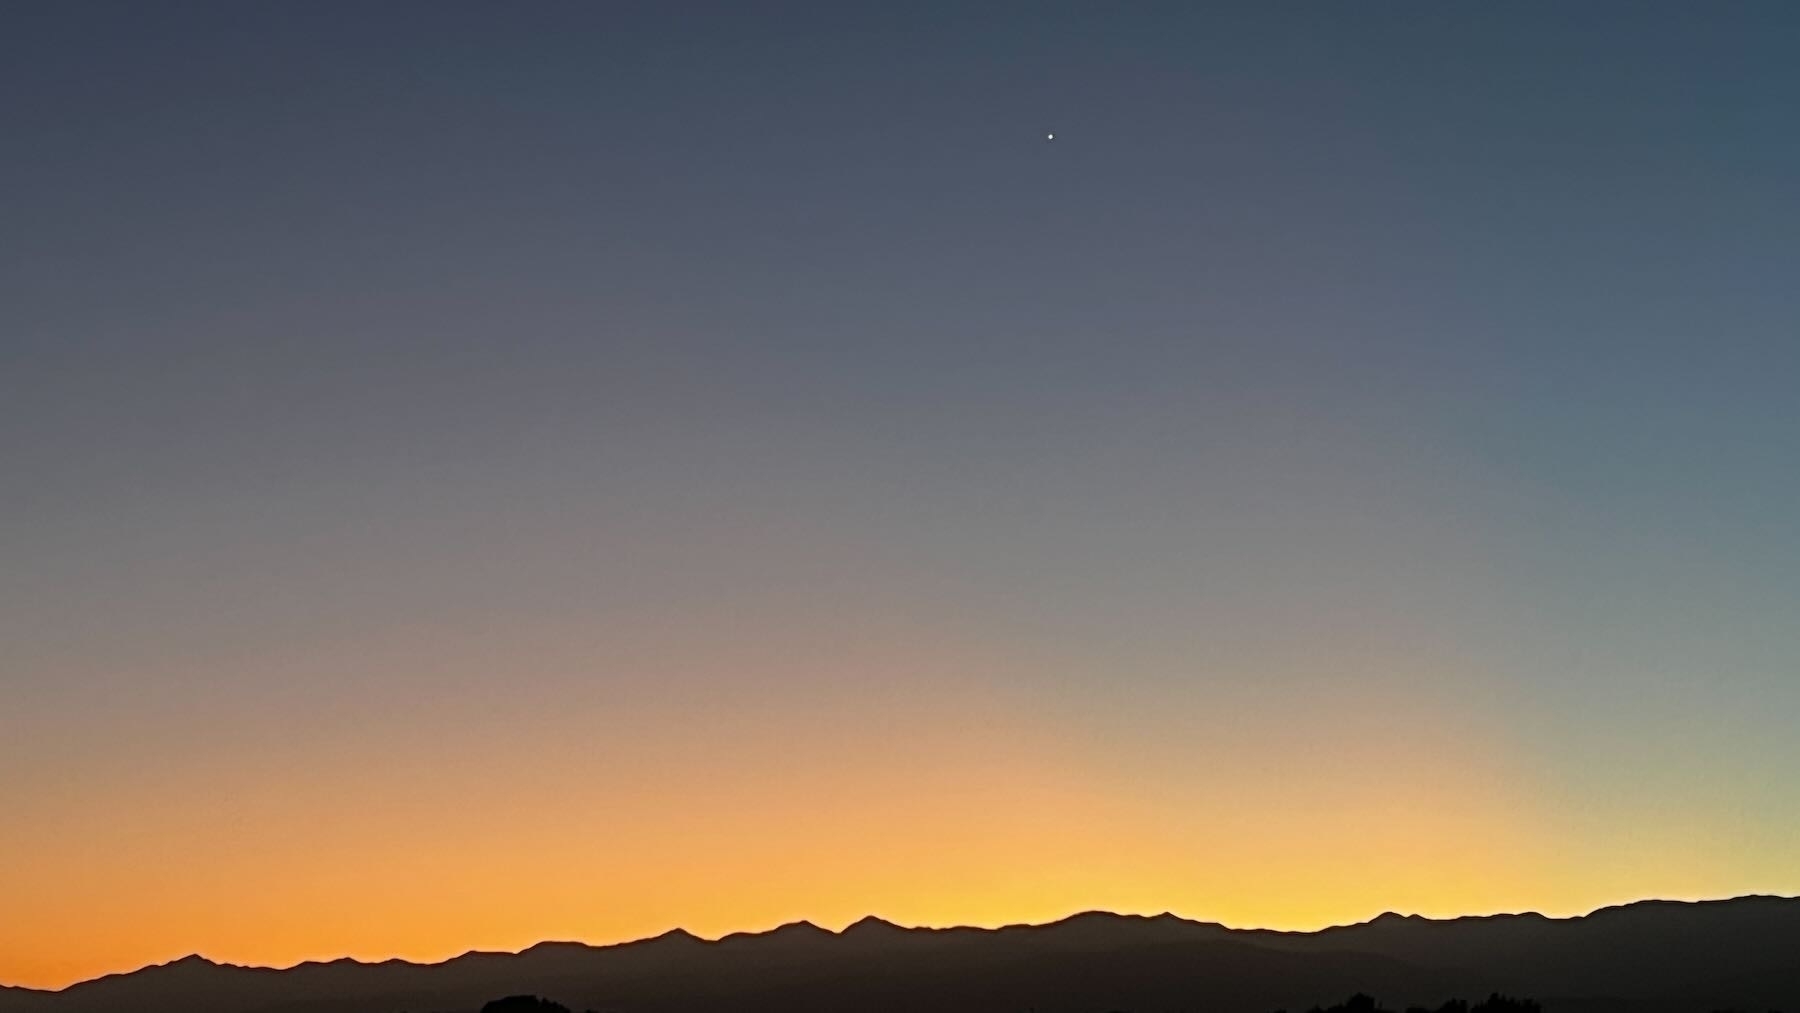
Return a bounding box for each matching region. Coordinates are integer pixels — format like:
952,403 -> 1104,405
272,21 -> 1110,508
479,997 -> 572,1013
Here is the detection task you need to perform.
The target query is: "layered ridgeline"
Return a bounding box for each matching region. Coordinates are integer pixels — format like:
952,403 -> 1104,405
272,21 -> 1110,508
2,896 -> 1794,1013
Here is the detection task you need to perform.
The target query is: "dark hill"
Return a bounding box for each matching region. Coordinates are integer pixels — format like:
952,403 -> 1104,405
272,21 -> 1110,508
1,896 -> 1794,1013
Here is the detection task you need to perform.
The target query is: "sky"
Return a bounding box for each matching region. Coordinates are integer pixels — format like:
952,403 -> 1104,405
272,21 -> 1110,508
4,0 -> 1799,992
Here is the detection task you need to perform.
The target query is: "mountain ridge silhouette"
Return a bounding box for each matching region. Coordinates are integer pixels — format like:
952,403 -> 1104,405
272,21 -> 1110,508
5,895 -> 1795,1013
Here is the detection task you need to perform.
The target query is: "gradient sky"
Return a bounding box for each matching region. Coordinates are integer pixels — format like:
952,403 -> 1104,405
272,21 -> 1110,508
4,0 -> 1799,991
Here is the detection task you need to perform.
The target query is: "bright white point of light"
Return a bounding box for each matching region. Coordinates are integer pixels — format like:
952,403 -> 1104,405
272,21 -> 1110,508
1046,133 -> 1055,141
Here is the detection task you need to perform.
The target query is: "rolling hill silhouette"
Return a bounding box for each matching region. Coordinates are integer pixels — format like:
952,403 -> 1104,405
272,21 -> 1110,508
2,896 -> 1793,1013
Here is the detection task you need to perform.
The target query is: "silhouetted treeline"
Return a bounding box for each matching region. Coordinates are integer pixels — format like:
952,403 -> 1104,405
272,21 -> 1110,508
479,998 -> 589,1013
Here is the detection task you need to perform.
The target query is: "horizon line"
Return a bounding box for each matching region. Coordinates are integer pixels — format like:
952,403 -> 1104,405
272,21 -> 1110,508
14,891 -> 1796,995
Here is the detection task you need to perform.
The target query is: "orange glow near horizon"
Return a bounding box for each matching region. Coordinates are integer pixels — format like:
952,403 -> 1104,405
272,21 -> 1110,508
4,616 -> 1790,990
5,843 -> 1785,992
6,570 -> 1795,991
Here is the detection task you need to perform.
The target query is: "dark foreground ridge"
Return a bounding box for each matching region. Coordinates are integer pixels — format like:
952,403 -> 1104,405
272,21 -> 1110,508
476,991 -> 1557,1013
4,895 -> 1795,1013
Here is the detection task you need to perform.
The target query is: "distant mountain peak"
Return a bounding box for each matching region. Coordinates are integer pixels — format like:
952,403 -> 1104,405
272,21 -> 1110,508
716,919 -> 831,946
293,956 -> 372,970
1051,909 -> 1190,929
842,915 -> 905,934
649,927 -> 702,944
158,955 -> 222,973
